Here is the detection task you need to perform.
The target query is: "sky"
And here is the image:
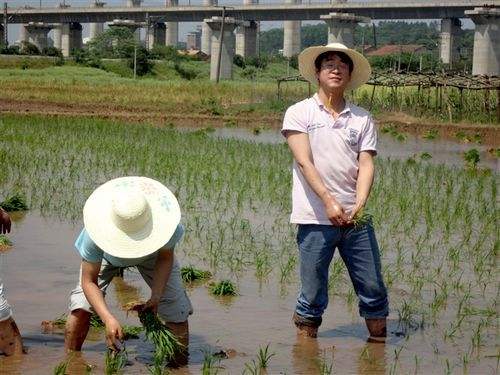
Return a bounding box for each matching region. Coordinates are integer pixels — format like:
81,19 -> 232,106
4,0 -> 475,44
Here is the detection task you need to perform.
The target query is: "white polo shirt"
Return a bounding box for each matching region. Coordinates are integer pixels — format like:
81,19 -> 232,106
281,94 -> 377,225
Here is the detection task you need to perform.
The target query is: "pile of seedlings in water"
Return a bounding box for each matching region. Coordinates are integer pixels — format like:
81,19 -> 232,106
209,280 -> 237,296
0,193 -> 29,212
0,235 -> 12,252
180,265 -> 211,283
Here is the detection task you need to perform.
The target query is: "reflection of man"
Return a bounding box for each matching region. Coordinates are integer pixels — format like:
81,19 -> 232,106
0,207 -> 24,355
282,43 -> 388,341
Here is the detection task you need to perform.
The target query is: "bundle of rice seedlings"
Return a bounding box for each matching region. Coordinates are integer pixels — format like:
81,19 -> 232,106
351,208 -> 373,229
138,310 -> 184,364
180,265 -> 211,283
0,194 -> 29,212
209,280 -> 237,296
122,325 -> 143,340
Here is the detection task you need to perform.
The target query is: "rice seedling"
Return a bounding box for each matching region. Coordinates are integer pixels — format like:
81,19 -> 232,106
201,349 -> 222,375
209,280 -> 237,296
463,149 -> 480,169
180,265 -> 211,283
420,152 -> 432,160
53,357 -> 70,375
104,349 -> 128,375
0,235 -> 12,251
0,193 -> 29,211
422,129 -> 438,140
138,310 -> 184,364
256,344 -> 275,369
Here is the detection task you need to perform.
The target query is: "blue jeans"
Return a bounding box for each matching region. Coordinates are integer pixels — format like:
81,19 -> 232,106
295,223 -> 388,326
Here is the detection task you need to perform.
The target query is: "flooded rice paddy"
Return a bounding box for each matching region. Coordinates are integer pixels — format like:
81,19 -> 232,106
0,115 -> 498,374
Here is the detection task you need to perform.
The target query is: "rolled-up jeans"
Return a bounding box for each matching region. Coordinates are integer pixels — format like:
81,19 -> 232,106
295,222 -> 389,327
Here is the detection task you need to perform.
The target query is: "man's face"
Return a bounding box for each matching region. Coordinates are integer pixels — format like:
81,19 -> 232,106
315,53 -> 352,91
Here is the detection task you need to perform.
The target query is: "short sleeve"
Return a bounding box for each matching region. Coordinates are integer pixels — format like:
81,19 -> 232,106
74,229 -> 104,263
162,224 -> 184,250
359,116 -> 377,155
281,103 -> 308,137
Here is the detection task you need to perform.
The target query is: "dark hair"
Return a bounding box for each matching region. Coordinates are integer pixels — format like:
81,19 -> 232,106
314,51 -> 354,74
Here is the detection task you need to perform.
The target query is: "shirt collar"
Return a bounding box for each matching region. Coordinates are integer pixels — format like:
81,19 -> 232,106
312,93 -> 351,116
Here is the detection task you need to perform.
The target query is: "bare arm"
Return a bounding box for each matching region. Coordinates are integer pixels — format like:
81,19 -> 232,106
81,260 -> 123,350
144,249 -> 174,313
285,130 -> 348,226
348,151 -> 375,221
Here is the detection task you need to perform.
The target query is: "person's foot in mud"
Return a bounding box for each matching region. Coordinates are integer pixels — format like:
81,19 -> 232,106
293,312 -> 319,338
365,318 -> 387,343
0,317 -> 24,356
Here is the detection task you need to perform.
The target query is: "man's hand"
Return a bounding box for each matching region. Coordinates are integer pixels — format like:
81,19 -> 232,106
104,316 -> 123,352
0,208 -> 11,234
347,202 -> 365,224
324,198 -> 349,226
143,297 -> 160,314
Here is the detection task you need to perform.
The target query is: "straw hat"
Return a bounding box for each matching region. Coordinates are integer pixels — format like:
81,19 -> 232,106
298,42 -> 371,90
83,176 -> 181,259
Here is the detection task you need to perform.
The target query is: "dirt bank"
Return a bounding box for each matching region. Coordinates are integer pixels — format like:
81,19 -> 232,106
1,99 -> 498,146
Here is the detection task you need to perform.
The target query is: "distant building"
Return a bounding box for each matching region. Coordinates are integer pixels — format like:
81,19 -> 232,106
366,44 -> 427,56
186,27 -> 201,50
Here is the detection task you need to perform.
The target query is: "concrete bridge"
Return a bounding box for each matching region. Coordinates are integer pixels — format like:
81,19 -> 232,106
2,1 -> 499,78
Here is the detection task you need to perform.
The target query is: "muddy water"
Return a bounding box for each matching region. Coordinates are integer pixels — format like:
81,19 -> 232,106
0,214 -> 496,374
208,128 -> 499,171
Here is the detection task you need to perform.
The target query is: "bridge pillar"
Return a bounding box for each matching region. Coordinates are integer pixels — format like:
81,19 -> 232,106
320,12 -> 369,48
165,0 -> 179,47
205,16 -> 238,81
466,7 -> 500,76
148,22 -> 166,49
236,20 -> 258,58
201,0 -> 217,55
90,1 -> 105,40
440,18 -> 461,67
19,25 -> 28,43
61,22 -> 83,57
126,0 -> 142,41
53,24 -> 62,50
24,23 -> 53,51
283,0 -> 301,58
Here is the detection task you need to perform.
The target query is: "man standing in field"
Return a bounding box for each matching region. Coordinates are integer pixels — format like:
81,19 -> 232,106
281,43 -> 388,341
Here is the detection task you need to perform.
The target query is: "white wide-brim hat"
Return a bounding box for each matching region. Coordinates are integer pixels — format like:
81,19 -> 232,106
83,176 -> 181,259
299,42 -> 371,90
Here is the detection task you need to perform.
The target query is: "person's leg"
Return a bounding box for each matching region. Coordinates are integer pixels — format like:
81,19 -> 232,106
137,255 -> 192,366
294,224 -> 340,337
338,222 -> 389,342
65,260 -> 120,351
0,276 -> 22,355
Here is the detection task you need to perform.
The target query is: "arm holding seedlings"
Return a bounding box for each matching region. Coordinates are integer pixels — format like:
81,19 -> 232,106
285,130 -> 348,226
81,260 -> 123,350
144,249 -> 174,313
348,151 -> 375,222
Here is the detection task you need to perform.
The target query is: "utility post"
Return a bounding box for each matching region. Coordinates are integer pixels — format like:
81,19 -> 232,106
3,2 -> 7,46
